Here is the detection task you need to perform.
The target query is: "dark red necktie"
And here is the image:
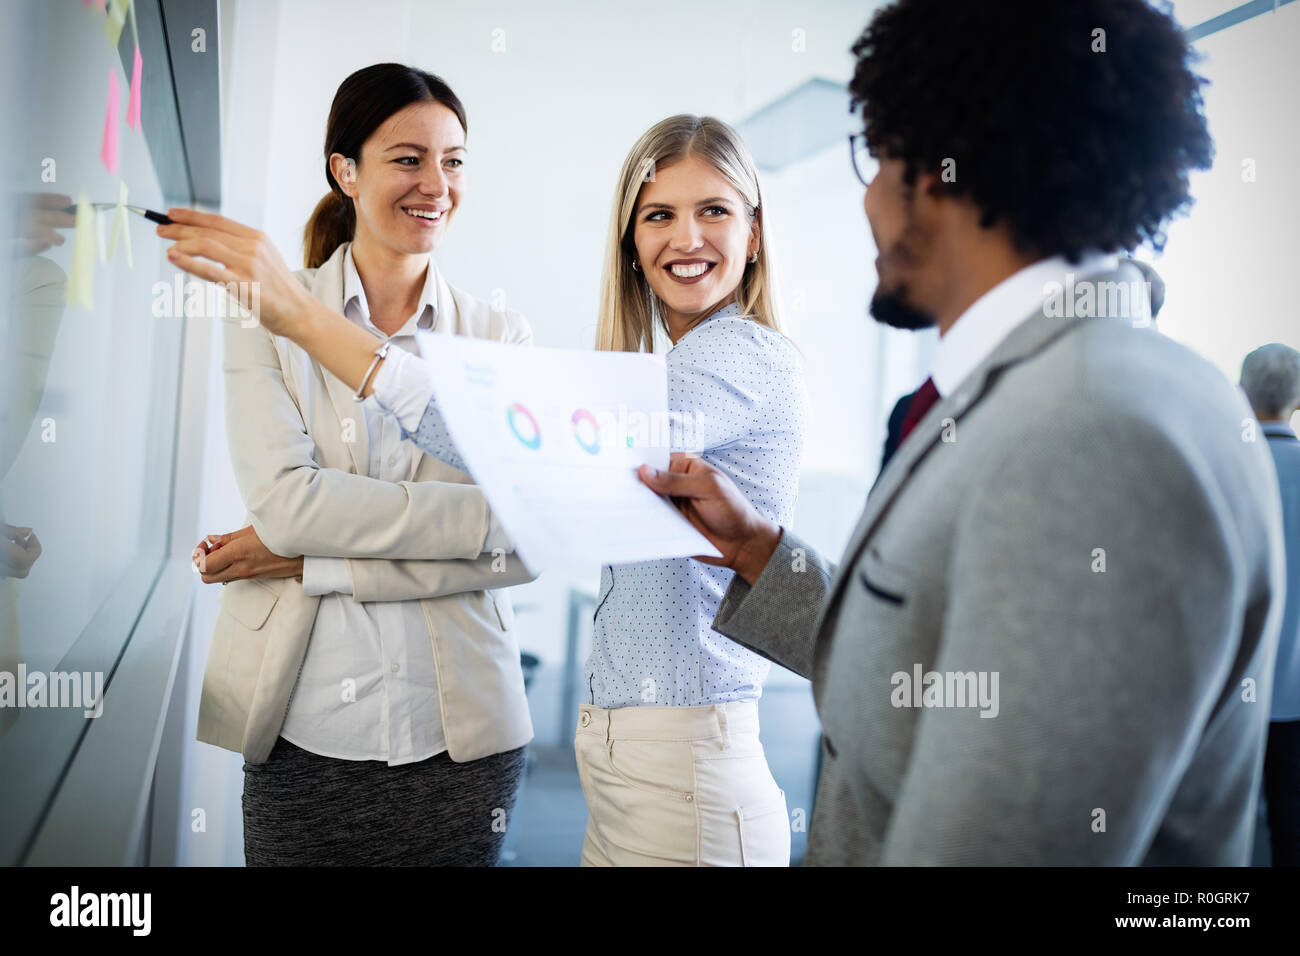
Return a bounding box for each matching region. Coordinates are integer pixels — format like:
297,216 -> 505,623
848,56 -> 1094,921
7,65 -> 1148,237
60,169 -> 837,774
898,376 -> 940,446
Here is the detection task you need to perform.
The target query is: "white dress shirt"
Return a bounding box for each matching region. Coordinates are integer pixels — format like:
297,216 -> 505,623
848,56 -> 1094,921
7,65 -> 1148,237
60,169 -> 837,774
283,247 -> 498,765
931,252 -> 1123,397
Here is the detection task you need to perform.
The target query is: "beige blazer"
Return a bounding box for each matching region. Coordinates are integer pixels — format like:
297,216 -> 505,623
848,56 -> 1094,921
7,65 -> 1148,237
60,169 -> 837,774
196,242 -> 537,764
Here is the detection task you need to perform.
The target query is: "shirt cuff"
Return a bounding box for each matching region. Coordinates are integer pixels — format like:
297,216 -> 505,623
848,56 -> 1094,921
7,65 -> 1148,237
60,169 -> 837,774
371,346 -> 437,435
302,555 -> 352,596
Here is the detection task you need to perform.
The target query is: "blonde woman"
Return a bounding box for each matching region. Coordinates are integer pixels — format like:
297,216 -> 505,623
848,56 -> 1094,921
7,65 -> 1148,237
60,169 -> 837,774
574,115 -> 806,866
160,115 -> 806,866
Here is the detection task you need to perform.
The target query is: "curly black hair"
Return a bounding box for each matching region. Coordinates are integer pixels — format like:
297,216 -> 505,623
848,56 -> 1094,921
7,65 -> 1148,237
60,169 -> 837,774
848,0 -> 1214,262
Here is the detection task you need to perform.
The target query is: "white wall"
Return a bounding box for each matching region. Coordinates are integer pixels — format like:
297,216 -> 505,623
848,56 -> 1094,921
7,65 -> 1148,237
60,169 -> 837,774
1146,3 -> 1300,400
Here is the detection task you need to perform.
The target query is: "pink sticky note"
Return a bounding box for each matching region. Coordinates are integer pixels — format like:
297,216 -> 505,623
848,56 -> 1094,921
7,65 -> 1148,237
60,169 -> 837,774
127,46 -> 142,131
101,69 -> 120,174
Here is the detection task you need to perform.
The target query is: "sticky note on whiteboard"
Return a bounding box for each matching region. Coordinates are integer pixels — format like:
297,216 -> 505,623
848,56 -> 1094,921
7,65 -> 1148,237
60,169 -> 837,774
104,0 -> 127,47
108,180 -> 133,268
66,192 -> 96,309
100,69 -> 119,174
94,207 -> 107,264
127,45 -> 142,131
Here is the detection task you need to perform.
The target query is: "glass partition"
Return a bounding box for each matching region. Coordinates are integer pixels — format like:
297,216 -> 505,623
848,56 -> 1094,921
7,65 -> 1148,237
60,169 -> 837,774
0,0 -> 189,864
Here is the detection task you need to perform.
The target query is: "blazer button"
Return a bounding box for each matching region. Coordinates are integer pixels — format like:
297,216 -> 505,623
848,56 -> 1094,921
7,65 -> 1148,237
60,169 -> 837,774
824,735 -> 837,758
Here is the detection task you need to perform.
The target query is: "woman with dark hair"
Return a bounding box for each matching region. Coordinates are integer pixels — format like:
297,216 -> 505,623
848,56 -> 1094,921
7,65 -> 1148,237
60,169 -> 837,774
189,63 -> 536,866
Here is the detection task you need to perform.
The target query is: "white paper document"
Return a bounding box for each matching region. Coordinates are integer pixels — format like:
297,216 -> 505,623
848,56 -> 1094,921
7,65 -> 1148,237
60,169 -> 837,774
414,331 -> 723,573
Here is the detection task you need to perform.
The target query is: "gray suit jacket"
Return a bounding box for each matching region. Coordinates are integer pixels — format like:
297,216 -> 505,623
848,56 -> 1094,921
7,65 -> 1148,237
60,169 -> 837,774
714,263 -> 1286,864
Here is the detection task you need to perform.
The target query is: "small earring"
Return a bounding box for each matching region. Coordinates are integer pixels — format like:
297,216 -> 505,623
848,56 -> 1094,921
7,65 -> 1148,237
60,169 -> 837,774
631,259 -> 640,272
748,251 -> 759,263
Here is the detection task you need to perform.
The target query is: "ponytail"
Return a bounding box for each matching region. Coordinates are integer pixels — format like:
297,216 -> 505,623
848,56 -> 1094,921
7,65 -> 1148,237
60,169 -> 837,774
303,189 -> 354,269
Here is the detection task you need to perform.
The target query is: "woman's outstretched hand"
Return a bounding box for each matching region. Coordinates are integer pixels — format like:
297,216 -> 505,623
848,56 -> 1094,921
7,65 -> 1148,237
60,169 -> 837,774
637,454 -> 782,585
158,209 -> 312,337
193,525 -> 304,585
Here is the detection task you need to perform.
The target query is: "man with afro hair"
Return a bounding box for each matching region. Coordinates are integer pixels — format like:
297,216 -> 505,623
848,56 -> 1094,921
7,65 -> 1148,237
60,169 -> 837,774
640,0 -> 1284,865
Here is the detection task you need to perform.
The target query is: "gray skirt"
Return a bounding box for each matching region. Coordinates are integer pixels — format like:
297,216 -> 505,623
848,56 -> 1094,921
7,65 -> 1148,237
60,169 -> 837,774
242,735 -> 527,866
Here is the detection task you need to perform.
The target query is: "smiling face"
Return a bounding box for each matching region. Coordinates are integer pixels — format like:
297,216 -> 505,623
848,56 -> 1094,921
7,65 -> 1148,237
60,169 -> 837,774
331,101 -> 465,258
632,154 -> 758,330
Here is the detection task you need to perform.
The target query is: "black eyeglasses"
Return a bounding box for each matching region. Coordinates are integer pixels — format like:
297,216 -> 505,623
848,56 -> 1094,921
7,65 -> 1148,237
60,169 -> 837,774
849,133 -> 872,187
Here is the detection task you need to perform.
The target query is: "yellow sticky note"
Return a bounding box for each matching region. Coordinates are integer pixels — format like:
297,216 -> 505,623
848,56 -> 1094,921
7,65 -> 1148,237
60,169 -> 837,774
105,0 -> 127,48
66,192 -> 96,309
107,180 -> 133,268
95,207 -> 107,264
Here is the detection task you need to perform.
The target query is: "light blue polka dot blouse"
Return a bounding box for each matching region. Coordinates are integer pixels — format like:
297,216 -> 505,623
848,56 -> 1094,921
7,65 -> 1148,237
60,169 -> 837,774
394,301 -> 807,709
586,303 -> 806,708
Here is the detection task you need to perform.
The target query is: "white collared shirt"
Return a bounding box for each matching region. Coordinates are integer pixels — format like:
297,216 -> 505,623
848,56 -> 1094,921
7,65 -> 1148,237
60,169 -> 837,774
931,252 -> 1123,397
282,247 -> 447,764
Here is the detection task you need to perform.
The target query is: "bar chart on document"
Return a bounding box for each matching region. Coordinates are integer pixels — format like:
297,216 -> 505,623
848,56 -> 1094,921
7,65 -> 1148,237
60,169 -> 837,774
414,332 -> 722,572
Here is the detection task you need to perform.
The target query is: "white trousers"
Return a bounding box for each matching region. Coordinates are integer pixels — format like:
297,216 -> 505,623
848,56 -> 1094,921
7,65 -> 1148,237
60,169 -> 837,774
574,700 -> 790,866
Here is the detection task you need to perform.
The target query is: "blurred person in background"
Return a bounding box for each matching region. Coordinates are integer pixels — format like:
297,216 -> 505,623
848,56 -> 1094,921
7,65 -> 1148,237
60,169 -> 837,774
1241,343 -> 1300,866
